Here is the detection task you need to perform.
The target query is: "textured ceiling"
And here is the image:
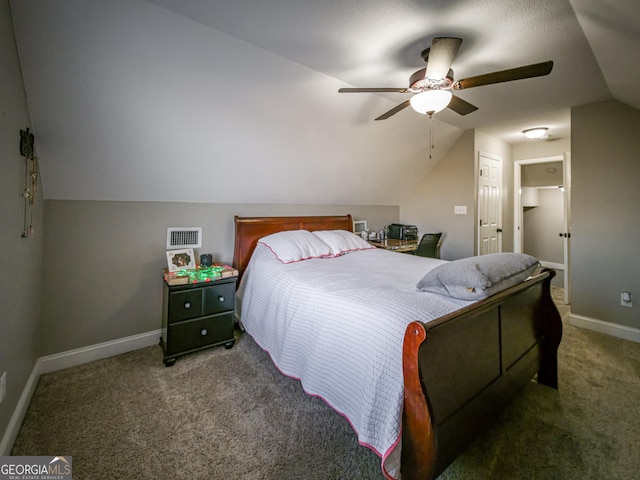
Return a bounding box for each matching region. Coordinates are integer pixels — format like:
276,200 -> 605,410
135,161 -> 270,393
146,0 -> 638,143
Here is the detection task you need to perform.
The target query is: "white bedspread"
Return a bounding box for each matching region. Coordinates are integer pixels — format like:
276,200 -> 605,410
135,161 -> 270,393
236,245 -> 474,479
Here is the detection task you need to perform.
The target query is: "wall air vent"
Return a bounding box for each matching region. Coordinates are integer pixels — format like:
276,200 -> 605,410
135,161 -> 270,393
166,227 -> 202,249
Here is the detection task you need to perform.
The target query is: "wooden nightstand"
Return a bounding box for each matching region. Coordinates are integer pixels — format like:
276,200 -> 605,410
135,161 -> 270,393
160,276 -> 236,366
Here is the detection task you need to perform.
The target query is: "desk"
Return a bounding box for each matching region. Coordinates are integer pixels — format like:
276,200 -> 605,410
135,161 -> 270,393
369,239 -> 418,253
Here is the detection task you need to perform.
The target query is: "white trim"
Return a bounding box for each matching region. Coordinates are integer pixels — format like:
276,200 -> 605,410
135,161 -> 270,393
0,359 -> 41,456
0,329 -> 162,455
569,314 -> 640,343
39,329 -> 161,374
540,260 -> 564,271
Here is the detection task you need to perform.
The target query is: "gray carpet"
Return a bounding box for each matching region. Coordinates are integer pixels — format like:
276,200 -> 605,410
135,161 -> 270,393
11,289 -> 640,479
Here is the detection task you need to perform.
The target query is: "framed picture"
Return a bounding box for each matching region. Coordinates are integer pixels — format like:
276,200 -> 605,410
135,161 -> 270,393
166,248 -> 196,272
353,220 -> 368,235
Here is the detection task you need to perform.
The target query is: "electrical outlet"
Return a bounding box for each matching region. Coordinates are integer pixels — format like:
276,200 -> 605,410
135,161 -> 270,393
621,291 -> 633,308
0,371 -> 6,404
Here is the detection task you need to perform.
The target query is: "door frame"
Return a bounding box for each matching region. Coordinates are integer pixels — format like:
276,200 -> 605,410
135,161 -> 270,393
514,154 -> 571,304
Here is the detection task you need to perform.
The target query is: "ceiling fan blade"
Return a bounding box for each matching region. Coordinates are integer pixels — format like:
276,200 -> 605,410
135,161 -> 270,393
339,87 -> 410,93
425,37 -> 463,80
453,61 -> 553,90
447,95 -> 478,115
375,100 -> 411,120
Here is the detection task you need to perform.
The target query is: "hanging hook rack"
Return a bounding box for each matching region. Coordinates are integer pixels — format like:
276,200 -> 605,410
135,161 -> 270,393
19,128 -> 39,239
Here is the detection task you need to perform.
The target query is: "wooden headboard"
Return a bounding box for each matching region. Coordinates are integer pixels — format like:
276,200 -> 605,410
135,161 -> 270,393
232,214 -> 353,279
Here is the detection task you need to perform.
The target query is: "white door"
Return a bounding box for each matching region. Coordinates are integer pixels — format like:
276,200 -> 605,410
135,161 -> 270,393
477,152 -> 503,255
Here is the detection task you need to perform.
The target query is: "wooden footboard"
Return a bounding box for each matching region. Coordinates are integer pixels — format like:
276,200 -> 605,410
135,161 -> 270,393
401,268 -> 562,480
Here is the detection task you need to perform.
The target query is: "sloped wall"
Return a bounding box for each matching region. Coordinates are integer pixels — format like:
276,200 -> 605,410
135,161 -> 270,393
0,0 -> 43,451
10,0 -> 459,206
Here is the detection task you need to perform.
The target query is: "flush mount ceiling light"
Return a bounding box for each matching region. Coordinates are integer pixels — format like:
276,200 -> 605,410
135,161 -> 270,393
410,90 -> 453,115
522,127 -> 548,139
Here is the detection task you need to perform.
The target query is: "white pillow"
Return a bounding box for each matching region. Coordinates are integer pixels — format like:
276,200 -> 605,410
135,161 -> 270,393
257,230 -> 333,263
416,253 -> 540,301
312,230 -> 375,256
312,230 -> 376,257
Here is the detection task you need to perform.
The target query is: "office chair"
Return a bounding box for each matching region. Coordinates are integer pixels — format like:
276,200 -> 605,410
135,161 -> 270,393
414,233 -> 443,259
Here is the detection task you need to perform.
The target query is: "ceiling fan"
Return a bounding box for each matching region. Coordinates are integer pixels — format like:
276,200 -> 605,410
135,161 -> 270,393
338,37 -> 553,120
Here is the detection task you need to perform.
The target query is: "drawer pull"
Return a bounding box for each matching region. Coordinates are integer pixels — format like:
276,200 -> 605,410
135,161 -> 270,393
218,295 -> 225,302
184,302 -> 191,309
200,328 -> 208,336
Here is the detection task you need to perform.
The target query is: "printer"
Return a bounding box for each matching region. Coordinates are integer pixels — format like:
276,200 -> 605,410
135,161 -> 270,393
387,223 -> 418,241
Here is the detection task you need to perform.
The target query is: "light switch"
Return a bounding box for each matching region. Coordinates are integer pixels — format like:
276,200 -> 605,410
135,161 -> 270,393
454,205 -> 467,215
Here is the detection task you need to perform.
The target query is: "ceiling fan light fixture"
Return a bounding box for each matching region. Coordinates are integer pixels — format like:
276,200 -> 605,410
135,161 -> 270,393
410,90 -> 452,115
522,127 -> 548,139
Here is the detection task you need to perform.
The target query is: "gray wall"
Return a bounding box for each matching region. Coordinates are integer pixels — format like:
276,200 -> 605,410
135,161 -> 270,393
401,130 -> 476,260
401,128 -> 514,260
522,162 -> 563,187
0,0 -> 43,448
40,201 -> 398,355
571,100 -> 640,328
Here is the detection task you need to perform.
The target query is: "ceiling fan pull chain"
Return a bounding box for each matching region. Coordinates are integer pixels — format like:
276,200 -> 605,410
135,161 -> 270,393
428,113 -> 434,159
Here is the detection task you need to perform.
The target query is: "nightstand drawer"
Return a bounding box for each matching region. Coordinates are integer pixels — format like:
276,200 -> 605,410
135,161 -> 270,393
165,312 -> 234,355
203,281 -> 235,315
168,289 -> 203,322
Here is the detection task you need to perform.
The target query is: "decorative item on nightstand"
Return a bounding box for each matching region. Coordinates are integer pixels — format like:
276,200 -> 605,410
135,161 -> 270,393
353,220 -> 368,239
166,248 -> 196,272
200,253 -> 213,267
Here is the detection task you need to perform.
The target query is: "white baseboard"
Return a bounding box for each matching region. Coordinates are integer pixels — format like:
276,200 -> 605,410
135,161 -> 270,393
569,314 -> 640,343
39,329 -> 162,374
0,329 -> 162,455
540,260 -> 564,271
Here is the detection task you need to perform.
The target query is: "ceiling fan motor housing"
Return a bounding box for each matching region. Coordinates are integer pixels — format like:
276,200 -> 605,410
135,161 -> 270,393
409,68 -> 454,92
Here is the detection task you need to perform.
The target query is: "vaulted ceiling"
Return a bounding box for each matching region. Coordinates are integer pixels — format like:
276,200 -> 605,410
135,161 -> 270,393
145,0 -> 639,142
9,0 -> 639,204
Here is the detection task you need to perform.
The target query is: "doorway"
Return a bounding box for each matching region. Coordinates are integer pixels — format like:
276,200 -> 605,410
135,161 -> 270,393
514,154 -> 571,304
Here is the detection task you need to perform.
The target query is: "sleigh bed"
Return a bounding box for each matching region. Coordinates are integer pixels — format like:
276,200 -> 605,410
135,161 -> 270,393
233,214 -> 562,480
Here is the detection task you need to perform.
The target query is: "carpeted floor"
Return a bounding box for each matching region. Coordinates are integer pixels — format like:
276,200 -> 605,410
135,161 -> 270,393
11,288 -> 640,479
